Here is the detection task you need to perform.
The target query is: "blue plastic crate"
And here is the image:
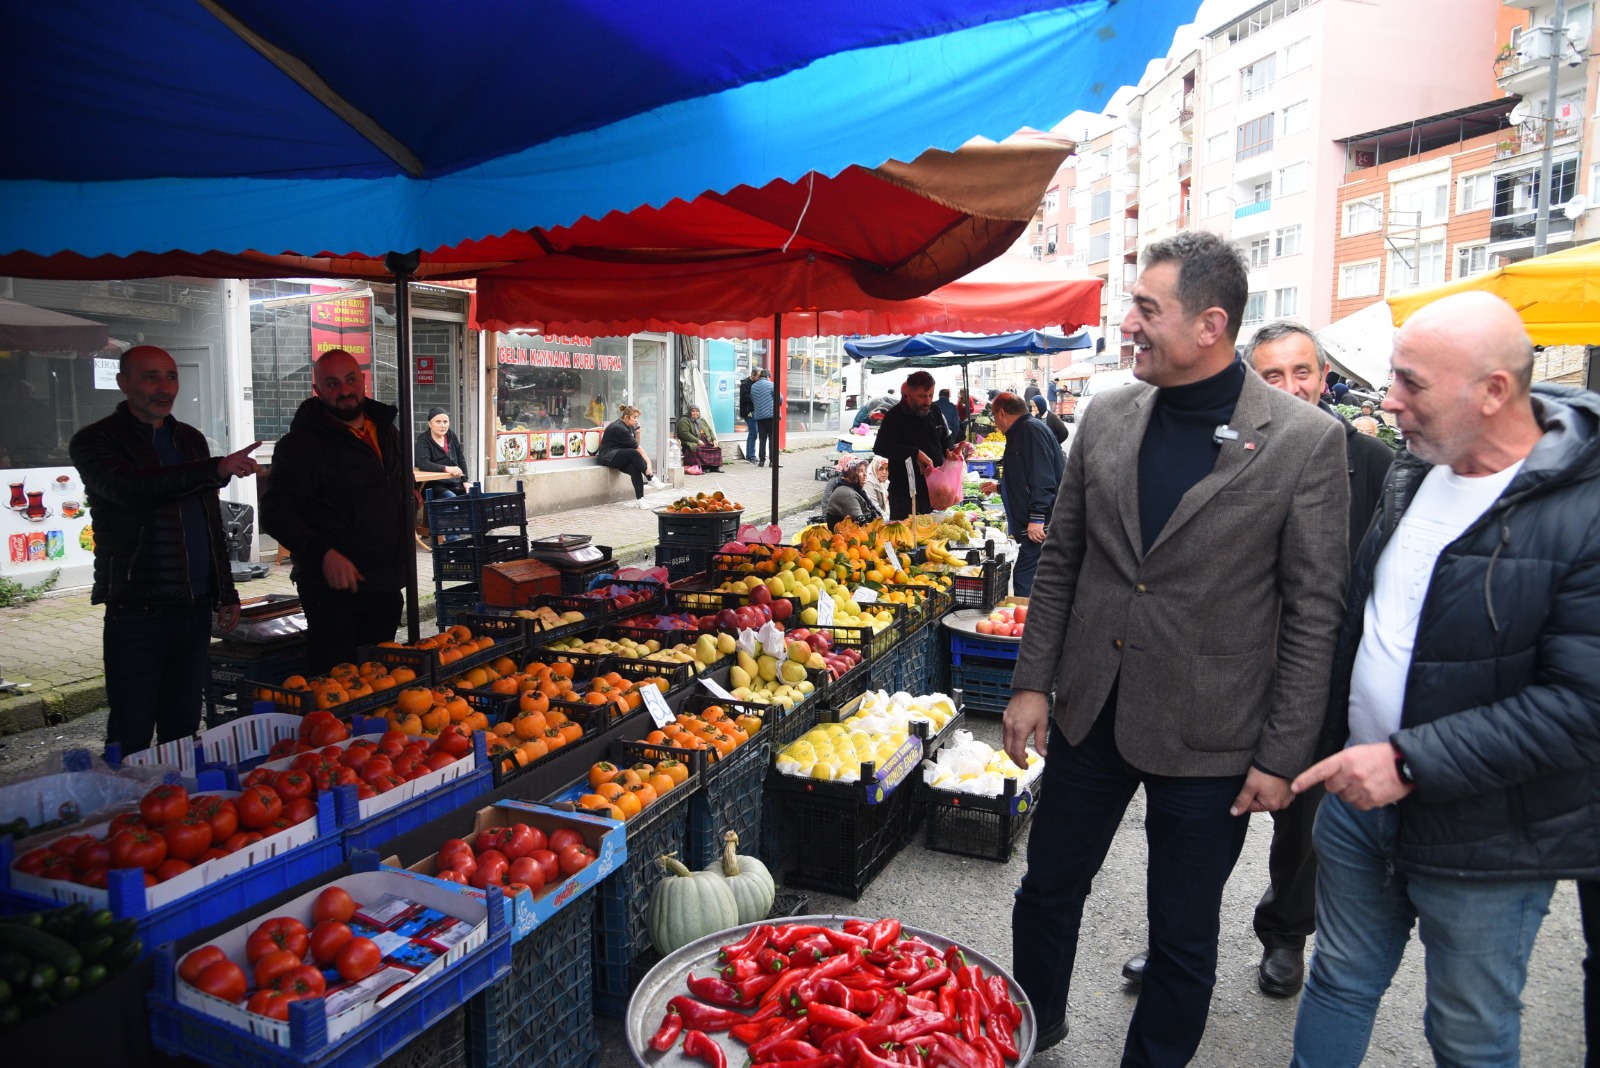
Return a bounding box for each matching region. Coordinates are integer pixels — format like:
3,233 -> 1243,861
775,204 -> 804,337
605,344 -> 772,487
965,459 -> 1000,478
467,891 -> 599,1068
686,737 -> 770,868
927,623 -> 951,694
426,482 -> 527,536
148,856 -> 511,1068
869,640 -> 905,693
0,783 -> 342,954
900,624 -> 929,694
432,534 -> 529,582
951,661 -> 1015,716
376,1007 -> 467,1068
589,801 -> 691,1017
949,630 -> 1021,666
336,733 -> 495,857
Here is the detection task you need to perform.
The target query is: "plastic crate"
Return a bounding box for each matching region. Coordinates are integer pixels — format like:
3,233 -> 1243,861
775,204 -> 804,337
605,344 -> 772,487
900,624 -> 930,694
926,623 -> 951,694
949,630 -> 1021,667
766,778 -> 922,900
923,773 -> 1042,863
467,892 -> 599,1068
569,578 -> 666,622
965,459 -> 1000,478
883,584 -> 953,630
451,600 -> 603,651
664,584 -> 804,623
248,680 -> 391,721
336,734 -> 495,857
823,657 -> 873,709
654,540 -> 715,583
951,558 -> 1013,610
434,582 -> 482,629
655,509 -> 743,545
432,534 -> 529,582
359,632 -> 524,687
869,640 -> 905,693
557,556 -> 615,595
686,737 -> 771,868
950,661 -> 1015,716
427,482 -> 528,535
377,1007 -> 467,1068
205,638 -> 309,727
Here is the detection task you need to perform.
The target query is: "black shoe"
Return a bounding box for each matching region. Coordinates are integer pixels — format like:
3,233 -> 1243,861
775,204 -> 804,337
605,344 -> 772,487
1258,946 -> 1305,998
758,460 -> 766,467
1034,1018 -> 1069,1052
1122,950 -> 1147,984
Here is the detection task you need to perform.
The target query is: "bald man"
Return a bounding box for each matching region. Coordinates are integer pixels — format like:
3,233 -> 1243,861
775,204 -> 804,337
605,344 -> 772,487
261,349 -> 413,673
1288,292 -> 1600,1066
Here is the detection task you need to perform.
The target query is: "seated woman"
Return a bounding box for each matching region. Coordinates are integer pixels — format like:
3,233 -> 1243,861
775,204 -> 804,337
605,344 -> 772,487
415,407 -> 469,498
824,457 -> 882,527
597,404 -> 667,507
675,405 -> 723,473
1030,395 -> 1071,446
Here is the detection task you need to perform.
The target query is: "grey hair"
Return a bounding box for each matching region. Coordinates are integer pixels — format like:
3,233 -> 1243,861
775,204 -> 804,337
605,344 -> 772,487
1244,320 -> 1331,370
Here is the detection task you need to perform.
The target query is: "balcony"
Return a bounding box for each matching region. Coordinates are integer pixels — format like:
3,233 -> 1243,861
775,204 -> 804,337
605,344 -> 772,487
1235,198 -> 1271,219
1489,209 -> 1575,245
1178,102 -> 1194,130
1177,158 -> 1192,180
1497,26 -> 1585,97
1494,118 -> 1583,162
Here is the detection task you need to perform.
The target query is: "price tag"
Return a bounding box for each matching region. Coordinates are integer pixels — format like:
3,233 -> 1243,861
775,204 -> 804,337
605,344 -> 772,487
640,684 -> 675,729
700,676 -> 735,700
852,587 -> 879,604
884,545 -> 903,576
817,594 -> 835,626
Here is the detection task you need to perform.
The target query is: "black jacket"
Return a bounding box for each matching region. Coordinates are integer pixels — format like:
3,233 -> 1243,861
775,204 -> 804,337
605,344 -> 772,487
999,412 -> 1066,533
69,404 -> 238,609
261,398 -> 413,593
1321,401 -> 1395,557
1319,384 -> 1600,879
873,401 -> 956,500
596,420 -> 639,467
415,430 -> 468,494
738,377 -> 755,420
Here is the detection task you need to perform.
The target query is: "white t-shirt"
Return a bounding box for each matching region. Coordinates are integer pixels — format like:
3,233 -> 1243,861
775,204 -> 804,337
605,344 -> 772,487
1346,460 -> 1524,745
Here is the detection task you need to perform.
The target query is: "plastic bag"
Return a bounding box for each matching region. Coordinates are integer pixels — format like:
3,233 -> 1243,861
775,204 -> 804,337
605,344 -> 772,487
925,460 -> 964,511
736,523 -> 785,545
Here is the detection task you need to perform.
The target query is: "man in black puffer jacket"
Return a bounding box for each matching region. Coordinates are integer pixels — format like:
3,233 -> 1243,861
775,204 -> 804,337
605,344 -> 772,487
71,345 -> 262,756
261,349 -> 413,674
1289,293 -> 1600,1067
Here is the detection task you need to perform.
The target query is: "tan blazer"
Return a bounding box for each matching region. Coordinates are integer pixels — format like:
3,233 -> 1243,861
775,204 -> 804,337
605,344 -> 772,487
1011,368 -> 1349,779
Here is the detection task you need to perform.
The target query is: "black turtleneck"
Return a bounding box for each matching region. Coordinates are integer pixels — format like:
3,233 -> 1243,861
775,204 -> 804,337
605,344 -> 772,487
1137,358 -> 1246,553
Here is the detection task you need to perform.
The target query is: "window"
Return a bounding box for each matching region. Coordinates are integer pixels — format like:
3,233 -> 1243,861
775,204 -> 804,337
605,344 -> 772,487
1277,162 -> 1308,197
1206,132 -> 1230,164
1206,72 -> 1232,108
1387,240 -> 1446,294
1043,188 -> 1060,215
1274,224 -> 1302,257
1089,190 -> 1112,222
1241,56 -> 1276,100
1343,195 -> 1384,235
1592,162 -> 1600,204
1069,187 -> 1083,210
1237,114 -> 1275,161
1088,232 -> 1111,262
1282,100 -> 1310,135
1045,224 -> 1059,252
1494,159 -> 1578,217
1251,179 -> 1273,204
1284,36 -> 1312,72
1274,287 -> 1299,317
1340,261 -> 1381,298
1169,194 -> 1181,221
1222,0 -> 1314,45
1247,238 -> 1270,268
1205,187 -> 1230,216
1243,292 -> 1267,325
1456,244 -> 1495,278
1392,175 -> 1449,226
1458,173 -> 1492,214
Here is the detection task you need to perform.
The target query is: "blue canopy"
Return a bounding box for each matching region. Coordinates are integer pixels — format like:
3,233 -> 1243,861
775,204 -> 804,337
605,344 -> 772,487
0,0 -> 1195,258
845,329 -> 1090,371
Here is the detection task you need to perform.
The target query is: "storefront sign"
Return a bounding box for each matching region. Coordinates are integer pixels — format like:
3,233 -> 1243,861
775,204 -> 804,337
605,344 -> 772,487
496,345 -> 623,372
93,358 -> 120,390
416,356 -> 435,385
310,296 -> 373,365
1,466 -> 94,578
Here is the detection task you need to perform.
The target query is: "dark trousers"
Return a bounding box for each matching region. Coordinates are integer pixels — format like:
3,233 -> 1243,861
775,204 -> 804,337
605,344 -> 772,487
1582,880 -> 1600,1067
297,584 -> 403,675
756,418 -> 775,464
1012,539 -> 1042,597
1012,712 -> 1250,1067
1253,784 -> 1323,950
103,601 -> 213,757
888,491 -> 932,520
604,452 -> 649,497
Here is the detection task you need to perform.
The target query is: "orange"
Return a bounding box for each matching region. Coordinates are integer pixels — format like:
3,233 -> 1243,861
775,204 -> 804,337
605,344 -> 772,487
619,769 -> 643,788
577,793 -> 612,810
519,691 -> 550,715
282,674 -> 309,690
491,676 -> 519,695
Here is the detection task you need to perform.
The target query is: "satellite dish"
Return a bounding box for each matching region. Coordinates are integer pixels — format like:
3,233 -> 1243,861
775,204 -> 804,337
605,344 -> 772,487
1509,101 -> 1531,126
1564,195 -> 1590,220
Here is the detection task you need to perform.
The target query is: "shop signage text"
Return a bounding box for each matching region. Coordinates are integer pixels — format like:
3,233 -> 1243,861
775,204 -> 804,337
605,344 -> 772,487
497,345 -> 623,372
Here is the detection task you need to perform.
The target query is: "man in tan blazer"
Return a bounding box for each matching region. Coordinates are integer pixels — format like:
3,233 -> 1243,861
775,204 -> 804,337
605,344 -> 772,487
1003,232 -> 1349,1066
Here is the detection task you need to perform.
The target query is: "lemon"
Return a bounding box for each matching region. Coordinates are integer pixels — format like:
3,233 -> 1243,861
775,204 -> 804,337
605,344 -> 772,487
810,761 -> 838,781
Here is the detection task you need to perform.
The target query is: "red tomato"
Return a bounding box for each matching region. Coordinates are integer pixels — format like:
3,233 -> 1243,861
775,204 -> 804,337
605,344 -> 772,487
246,987 -> 300,1020
290,751 -> 322,772
506,856 -> 545,894
245,916 -> 309,963
504,823 -> 545,859
283,797 -> 318,825
179,945 -> 229,986
269,737 -> 300,760
355,783 -> 377,800
161,814 -> 214,862
109,827 -> 168,872
340,747 -> 373,772
557,843 -> 597,877
197,847 -> 230,862
106,812 -> 147,836
12,848 -> 53,875
527,849 -> 560,884
253,948 -> 303,989
272,963 -> 327,999
189,796 -> 239,842
195,959 -> 248,1003
312,886 -> 357,925
434,724 -> 473,758
139,784 -> 189,827
73,840 -> 111,871
240,768 -> 277,790
547,828 -> 584,853
154,858 -> 193,882
49,834 -> 96,858
335,937 -> 382,982
237,784 -> 284,830
273,770 -> 314,802
469,850 -> 510,891
474,828 -> 512,855
224,830 -> 263,852
75,866 -> 109,888
436,870 -> 469,885
303,711 -> 350,748
309,920 -> 353,965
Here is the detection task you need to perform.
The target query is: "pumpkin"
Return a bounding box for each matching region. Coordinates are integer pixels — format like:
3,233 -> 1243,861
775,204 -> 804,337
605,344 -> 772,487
704,831 -> 775,925
647,852 -> 740,954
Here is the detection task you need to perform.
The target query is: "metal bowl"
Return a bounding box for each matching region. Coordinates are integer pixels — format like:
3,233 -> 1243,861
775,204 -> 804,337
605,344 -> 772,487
626,914 -> 1036,1068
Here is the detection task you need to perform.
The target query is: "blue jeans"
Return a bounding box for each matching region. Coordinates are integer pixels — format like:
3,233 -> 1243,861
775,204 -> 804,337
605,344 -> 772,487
1292,794 -> 1554,1068
745,419 -> 758,460
1012,711 -> 1250,1067
1011,538 -> 1041,597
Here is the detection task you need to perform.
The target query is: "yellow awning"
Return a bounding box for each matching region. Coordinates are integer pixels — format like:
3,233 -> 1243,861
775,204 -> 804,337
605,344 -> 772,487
1387,240 -> 1600,346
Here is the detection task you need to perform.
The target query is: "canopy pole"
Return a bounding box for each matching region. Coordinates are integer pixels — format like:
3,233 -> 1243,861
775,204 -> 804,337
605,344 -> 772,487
386,250 -> 423,643
771,312 -> 783,526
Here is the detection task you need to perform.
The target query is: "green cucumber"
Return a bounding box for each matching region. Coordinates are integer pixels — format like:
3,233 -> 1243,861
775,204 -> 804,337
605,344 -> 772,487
54,973 -> 79,1000
0,912 -> 45,928
0,953 -> 28,986
79,963 -> 107,990
76,909 -> 115,935
79,935 -> 114,962
107,918 -> 139,944
0,923 -> 83,976
106,939 -> 142,970
27,963 -> 57,992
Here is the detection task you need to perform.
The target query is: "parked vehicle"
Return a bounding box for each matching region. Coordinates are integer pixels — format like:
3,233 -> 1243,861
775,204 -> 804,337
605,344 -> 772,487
1069,368 -> 1139,423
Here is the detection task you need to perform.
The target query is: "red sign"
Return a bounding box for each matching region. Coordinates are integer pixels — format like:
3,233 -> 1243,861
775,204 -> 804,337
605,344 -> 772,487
416,356 -> 436,385
309,297 -> 373,365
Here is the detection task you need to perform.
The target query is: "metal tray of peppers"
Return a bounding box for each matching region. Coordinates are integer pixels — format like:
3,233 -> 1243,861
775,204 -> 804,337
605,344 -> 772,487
627,915 -> 1036,1068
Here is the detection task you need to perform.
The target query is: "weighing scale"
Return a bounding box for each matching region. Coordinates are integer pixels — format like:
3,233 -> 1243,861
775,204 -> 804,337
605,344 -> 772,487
526,534 -> 610,568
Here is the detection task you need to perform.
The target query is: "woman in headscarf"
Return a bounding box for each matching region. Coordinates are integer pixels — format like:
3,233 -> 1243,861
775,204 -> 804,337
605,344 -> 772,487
1030,394 -> 1071,446
415,406 -> 468,497
597,404 -> 667,507
824,456 -> 882,527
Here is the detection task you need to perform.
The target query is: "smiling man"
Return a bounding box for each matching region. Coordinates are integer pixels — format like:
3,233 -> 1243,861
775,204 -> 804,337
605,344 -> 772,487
1002,232 -> 1349,1065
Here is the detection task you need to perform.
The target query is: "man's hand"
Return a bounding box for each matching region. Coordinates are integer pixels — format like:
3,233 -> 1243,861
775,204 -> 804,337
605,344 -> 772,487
1026,521 -> 1047,544
978,480 -> 999,495
1003,690 -> 1052,768
444,465 -> 464,478
945,447 -> 965,463
915,451 -> 934,477
1293,743 -> 1414,810
217,602 -> 241,633
217,441 -> 263,480
322,549 -> 365,592
1230,767 -> 1293,816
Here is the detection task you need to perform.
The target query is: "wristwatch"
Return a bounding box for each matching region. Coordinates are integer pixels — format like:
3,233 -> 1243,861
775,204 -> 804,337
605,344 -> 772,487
1392,745 -> 1416,786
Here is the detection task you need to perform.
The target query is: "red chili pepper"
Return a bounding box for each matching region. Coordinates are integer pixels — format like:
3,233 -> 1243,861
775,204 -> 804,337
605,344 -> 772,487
762,965 -> 815,1011
804,1002 -> 867,1031
730,1017 -> 776,1046
866,947 -> 902,966
789,933 -> 834,961
724,957 -> 762,982
937,984 -> 958,1019
757,946 -> 790,972
764,1040 -> 825,1061
942,945 -> 968,972
930,1032 -> 984,1068
985,976 -> 1020,1027
736,972 -> 780,1002
988,1015 -> 1019,1061
817,977 -> 881,1014
650,1007 -> 684,1051
864,917 -> 902,952
970,1035 -> 1005,1068
955,990 -> 980,1043
887,1012 -> 958,1044
749,1016 -> 813,1061
852,1037 -> 905,1068
753,1058 -> 844,1068
668,995 -> 747,1033
822,1022 -> 893,1057
683,1028 -> 728,1068
905,966 -> 953,994
687,970 -> 748,1008
869,990 -> 904,1027
885,957 -> 921,983
819,927 -> 865,951
772,924 -> 828,951
842,919 -> 871,935
722,924 -> 777,962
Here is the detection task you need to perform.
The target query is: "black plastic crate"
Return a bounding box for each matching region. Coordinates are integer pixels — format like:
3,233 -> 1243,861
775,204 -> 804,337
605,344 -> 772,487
654,540 -> 715,583
901,624 -> 930,694
924,773 -> 1042,862
467,892 -> 599,1068
426,482 -> 527,535
951,557 -> 1013,610
883,584 -> 954,629
764,715 -> 937,806
432,533 -> 529,582
823,656 -> 874,710
951,661 -> 1014,716
377,1006 -> 468,1068
656,508 -> 743,545
926,622 -> 951,695
567,577 -> 666,622
359,628 -> 523,685
767,778 -> 921,900
558,555 -> 615,595
664,584 -> 803,623
204,636 -> 308,726
434,581 -> 482,629
453,599 -> 604,650
686,737 -> 771,868
869,640 -> 905,693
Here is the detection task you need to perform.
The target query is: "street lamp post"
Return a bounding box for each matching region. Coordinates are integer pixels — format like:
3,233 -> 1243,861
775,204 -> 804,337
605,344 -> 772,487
1534,0 -> 1568,257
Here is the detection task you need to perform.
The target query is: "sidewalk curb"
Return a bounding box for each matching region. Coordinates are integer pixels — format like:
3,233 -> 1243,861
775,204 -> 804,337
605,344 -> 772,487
0,678 -> 107,737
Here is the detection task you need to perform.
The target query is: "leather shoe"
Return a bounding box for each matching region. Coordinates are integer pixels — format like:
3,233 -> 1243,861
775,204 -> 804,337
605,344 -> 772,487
1034,1018 -> 1069,1052
1258,946 -> 1305,997
1121,950 -> 1147,984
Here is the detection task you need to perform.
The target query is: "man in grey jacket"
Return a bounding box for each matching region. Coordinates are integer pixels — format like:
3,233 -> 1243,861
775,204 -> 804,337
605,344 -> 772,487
1291,293 -> 1600,1066
1003,232 -> 1349,1065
